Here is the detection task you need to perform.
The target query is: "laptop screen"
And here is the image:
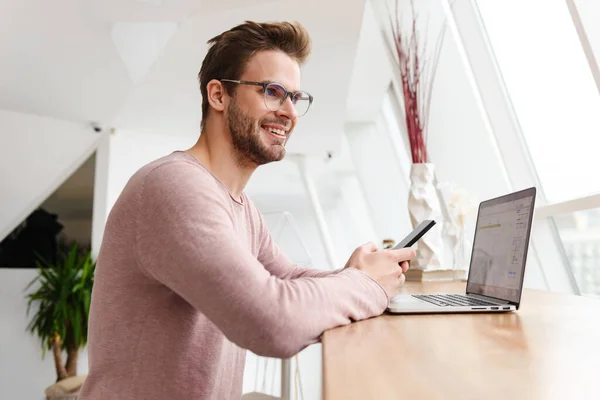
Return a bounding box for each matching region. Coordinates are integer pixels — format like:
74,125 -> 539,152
466,188 -> 536,303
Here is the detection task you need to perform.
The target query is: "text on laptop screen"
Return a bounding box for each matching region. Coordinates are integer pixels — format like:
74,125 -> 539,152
466,191 -> 535,303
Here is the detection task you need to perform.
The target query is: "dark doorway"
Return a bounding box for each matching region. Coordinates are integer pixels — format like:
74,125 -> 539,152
0,153 -> 95,268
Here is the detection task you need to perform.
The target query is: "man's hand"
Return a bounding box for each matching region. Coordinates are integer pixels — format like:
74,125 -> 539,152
344,242 -> 415,298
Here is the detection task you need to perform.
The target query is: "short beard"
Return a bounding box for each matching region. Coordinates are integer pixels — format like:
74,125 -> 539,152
226,99 -> 286,167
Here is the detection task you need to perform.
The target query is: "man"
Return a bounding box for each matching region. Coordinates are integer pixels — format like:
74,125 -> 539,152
79,21 -> 414,400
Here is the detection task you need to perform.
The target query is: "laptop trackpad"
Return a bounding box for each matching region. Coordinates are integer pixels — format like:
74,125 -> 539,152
387,294 -> 439,312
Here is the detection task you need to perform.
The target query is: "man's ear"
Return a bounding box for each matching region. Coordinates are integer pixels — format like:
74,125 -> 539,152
206,79 -> 226,113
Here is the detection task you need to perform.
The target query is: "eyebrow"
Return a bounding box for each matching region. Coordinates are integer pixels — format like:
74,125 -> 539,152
271,81 -> 301,92
232,78 -> 302,93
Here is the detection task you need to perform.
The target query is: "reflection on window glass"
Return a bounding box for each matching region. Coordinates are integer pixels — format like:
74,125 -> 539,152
553,209 -> 600,298
477,0 -> 600,203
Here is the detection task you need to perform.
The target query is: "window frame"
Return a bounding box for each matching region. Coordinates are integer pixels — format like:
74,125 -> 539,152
443,0 -> 600,294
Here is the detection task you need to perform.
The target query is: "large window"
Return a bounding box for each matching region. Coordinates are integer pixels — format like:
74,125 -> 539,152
476,0 -> 600,297
476,0 -> 600,204
553,209 -> 600,298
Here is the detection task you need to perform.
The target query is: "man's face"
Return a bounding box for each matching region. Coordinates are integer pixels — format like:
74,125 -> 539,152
225,50 -> 301,166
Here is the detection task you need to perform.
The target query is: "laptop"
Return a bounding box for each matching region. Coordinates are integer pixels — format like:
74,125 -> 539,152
388,187 -> 536,314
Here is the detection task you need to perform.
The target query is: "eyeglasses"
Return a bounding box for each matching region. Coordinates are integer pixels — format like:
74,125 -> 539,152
220,79 -> 313,117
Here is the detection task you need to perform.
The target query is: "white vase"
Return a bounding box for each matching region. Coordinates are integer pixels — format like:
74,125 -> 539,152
408,163 -> 444,270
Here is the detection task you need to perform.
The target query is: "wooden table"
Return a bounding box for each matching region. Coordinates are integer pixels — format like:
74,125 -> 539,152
322,281 -> 600,400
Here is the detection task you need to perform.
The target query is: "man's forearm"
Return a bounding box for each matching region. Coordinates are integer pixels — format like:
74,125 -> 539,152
286,265 -> 342,279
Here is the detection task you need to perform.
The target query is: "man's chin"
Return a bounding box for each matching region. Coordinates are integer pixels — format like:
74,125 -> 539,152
260,150 -> 286,165
260,139 -> 286,160
273,145 -> 286,160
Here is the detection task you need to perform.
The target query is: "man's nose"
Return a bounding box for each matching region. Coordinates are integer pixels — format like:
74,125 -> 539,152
276,95 -> 298,120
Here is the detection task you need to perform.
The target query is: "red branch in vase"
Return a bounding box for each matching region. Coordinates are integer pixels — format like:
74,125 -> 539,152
389,0 -> 447,163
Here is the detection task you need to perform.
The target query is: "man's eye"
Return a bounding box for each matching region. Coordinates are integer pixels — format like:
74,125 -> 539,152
265,84 -> 285,98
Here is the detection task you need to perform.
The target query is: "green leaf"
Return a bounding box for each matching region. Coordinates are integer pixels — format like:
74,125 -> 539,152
73,310 -> 82,346
24,243 -> 96,361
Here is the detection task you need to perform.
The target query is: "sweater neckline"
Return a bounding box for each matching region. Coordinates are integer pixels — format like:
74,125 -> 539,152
174,151 -> 245,207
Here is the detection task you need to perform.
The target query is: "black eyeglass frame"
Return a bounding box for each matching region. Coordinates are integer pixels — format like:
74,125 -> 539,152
220,79 -> 313,116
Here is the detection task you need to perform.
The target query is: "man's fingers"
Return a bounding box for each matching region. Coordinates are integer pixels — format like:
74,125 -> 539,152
399,261 -> 410,273
398,273 -> 406,286
361,242 -> 379,253
387,248 -> 416,262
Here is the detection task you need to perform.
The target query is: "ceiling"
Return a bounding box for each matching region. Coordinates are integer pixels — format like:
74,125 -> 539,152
0,0 -> 394,217
0,0 -> 391,155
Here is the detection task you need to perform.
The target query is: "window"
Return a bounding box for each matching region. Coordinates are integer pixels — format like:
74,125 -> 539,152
553,209 -> 600,298
475,0 -> 600,297
476,0 -> 600,204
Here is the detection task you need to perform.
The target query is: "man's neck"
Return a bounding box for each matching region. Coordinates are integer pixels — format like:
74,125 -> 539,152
185,123 -> 256,202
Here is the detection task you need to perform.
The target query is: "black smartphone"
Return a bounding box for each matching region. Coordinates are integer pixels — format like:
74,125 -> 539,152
393,220 -> 436,249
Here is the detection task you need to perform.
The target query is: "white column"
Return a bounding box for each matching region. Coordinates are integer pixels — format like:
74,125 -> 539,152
91,132 -> 111,258
280,358 -> 291,400
566,0 -> 600,96
291,154 -> 340,269
344,122 -> 413,245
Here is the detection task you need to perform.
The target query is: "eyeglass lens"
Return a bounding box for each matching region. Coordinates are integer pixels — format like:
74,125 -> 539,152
264,83 -> 311,116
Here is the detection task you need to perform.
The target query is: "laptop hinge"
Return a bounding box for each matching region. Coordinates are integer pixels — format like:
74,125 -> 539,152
467,293 -> 510,305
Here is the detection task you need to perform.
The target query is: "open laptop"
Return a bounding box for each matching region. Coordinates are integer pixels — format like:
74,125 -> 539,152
388,187 -> 536,314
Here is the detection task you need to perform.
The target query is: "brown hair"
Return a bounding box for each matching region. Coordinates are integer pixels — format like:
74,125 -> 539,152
198,21 -> 311,128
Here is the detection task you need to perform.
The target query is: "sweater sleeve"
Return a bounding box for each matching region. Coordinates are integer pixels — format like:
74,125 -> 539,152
135,162 -> 388,358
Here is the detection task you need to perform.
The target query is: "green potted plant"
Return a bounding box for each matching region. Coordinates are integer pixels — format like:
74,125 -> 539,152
25,242 -> 95,399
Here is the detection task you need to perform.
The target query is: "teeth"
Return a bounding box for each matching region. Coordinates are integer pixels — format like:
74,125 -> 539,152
264,127 -> 286,136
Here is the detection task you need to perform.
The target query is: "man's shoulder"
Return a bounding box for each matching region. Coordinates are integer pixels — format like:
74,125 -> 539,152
136,151 -> 216,186
132,151 -> 231,205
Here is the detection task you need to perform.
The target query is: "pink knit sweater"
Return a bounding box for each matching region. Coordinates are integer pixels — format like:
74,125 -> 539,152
79,151 -> 388,400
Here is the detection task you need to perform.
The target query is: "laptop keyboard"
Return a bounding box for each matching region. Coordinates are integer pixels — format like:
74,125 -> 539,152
412,294 -> 500,307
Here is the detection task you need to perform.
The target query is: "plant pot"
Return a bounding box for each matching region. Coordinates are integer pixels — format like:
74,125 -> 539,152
407,163 -> 444,270
44,375 -> 86,400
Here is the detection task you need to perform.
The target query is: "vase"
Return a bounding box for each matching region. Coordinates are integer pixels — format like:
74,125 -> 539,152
408,163 -> 444,270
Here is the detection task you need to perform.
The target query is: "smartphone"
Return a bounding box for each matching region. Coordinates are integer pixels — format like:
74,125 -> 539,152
393,220 -> 436,249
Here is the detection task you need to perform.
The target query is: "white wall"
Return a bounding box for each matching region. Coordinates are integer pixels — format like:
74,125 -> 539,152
243,199 -> 376,398
0,110 -> 102,242
243,207 -> 326,398
426,31 -> 510,201
104,130 -> 196,217
0,110 -> 103,399
92,129 -> 196,258
345,121 -> 413,245
0,128 -> 196,400
0,268 -> 90,400
0,269 -> 56,398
